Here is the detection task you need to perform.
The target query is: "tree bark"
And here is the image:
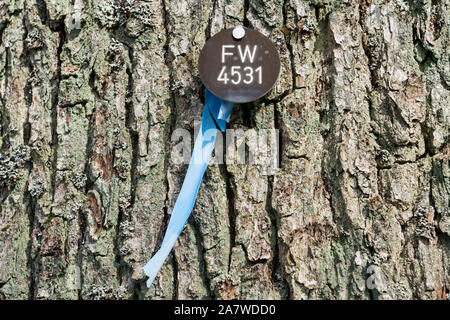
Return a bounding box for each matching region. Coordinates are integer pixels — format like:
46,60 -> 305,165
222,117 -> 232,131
0,0 -> 448,300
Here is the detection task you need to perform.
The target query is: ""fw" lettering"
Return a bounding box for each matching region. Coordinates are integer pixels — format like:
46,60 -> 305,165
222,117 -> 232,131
222,45 -> 258,63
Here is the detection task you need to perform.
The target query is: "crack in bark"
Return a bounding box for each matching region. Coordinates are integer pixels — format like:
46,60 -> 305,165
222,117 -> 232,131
112,41 -> 140,298
49,19 -> 65,210
220,164 -> 236,274
160,0 -> 181,299
21,2 -> 68,299
243,0 -> 250,27
171,252 -> 179,299
0,0 -> 448,301
80,70 -> 97,300
266,175 -> 289,298
282,0 -> 296,92
124,48 -> 139,208
188,216 -> 214,298
0,11 -> 11,144
22,10 -> 37,300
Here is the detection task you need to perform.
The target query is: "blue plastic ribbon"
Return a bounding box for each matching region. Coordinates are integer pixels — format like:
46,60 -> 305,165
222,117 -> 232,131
144,89 -> 234,287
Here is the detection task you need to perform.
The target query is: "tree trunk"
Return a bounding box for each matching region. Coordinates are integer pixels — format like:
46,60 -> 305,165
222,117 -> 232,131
0,0 -> 448,300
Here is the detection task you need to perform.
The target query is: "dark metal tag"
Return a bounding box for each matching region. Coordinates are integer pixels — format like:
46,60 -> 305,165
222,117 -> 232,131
198,27 -> 281,104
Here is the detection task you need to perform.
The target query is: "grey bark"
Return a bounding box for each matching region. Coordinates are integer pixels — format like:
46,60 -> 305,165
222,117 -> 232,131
0,0 -> 448,300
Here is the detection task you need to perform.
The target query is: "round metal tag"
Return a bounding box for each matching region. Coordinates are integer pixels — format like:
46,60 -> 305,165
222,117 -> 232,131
198,27 -> 281,104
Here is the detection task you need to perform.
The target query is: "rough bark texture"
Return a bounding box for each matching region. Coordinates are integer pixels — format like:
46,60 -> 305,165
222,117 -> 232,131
0,0 -> 449,300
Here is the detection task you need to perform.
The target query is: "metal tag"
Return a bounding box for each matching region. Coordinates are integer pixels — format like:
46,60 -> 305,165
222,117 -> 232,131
198,27 -> 281,104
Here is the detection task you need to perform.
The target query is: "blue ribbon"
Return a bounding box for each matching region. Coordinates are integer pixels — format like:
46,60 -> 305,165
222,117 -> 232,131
144,89 -> 234,287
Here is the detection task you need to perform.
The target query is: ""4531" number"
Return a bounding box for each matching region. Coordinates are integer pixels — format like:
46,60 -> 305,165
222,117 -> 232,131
217,66 -> 262,85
